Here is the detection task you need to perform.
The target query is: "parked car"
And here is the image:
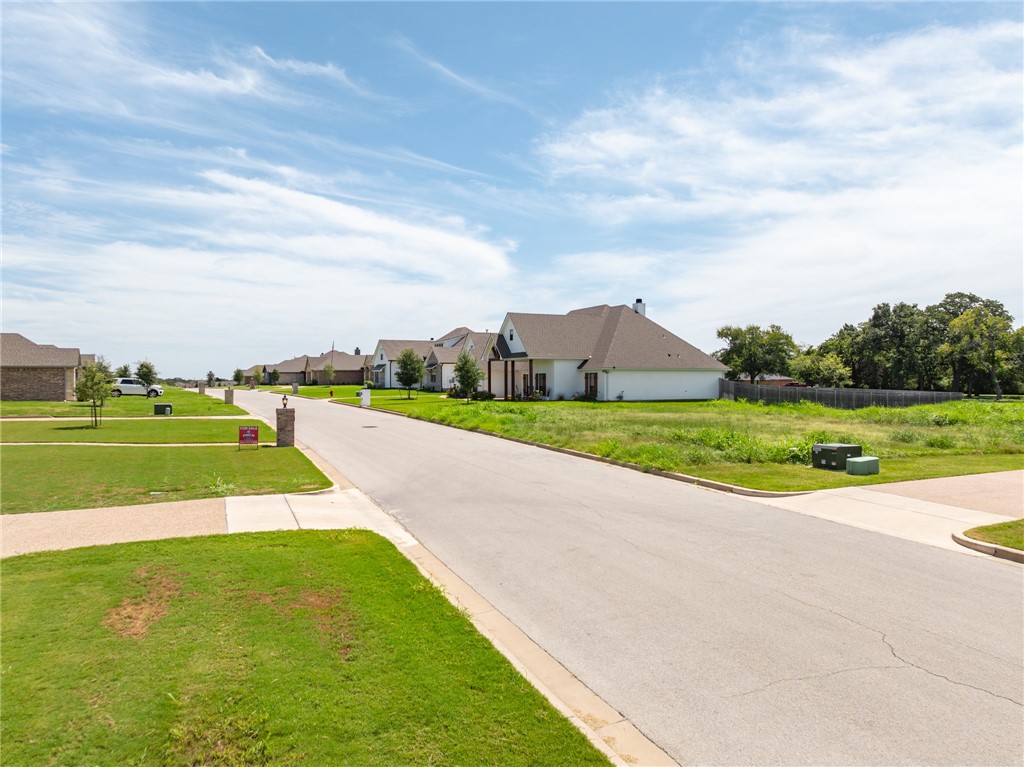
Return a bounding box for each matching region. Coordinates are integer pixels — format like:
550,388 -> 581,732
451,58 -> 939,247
110,378 -> 164,397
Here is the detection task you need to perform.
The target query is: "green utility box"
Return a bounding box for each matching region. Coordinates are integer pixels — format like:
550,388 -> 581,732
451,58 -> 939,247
846,456 -> 880,475
154,404 -> 173,416
812,443 -> 862,470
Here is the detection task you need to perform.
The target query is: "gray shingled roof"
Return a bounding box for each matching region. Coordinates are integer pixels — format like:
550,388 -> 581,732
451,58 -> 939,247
501,305 -> 726,371
267,355 -> 311,374
377,340 -> 436,361
310,350 -> 367,372
0,333 -> 82,368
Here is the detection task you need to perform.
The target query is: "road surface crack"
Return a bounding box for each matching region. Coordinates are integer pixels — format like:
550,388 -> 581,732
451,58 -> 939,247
768,588 -> 1022,707
728,664 -> 905,697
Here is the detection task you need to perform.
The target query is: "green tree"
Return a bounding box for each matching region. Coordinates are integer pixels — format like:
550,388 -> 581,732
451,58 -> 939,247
790,351 -> 853,388
233,368 -> 244,386
715,324 -> 797,384
268,369 -> 280,385
927,293 -> 1012,392
74,357 -> 113,428
453,350 -> 484,400
943,307 -> 1013,399
395,348 -> 426,398
206,370 -> 216,387
322,362 -> 335,386
135,360 -> 158,387
114,364 -> 131,378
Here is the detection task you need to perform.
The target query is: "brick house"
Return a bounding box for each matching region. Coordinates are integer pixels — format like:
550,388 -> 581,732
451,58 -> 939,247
0,334 -> 92,401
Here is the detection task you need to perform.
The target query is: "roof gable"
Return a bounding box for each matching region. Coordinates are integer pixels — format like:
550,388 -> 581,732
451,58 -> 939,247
0,333 -> 82,368
496,306 -> 725,371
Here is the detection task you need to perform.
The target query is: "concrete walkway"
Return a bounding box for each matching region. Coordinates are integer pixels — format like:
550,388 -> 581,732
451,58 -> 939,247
747,470 -> 1022,556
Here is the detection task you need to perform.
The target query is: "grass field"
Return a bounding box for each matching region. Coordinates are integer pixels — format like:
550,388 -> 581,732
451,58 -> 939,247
368,397 -> 1024,491
964,518 -> 1024,552
0,445 -> 331,513
1,531 -> 610,766
0,386 -> 247,418
0,418 -> 274,444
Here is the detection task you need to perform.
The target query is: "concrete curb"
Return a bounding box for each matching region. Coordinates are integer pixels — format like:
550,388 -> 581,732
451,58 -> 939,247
951,531 -> 1024,564
331,400 -> 810,499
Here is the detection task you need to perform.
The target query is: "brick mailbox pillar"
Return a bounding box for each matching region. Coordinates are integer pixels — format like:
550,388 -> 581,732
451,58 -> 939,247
276,408 -> 295,447
224,388 -> 234,405
198,384 -> 206,395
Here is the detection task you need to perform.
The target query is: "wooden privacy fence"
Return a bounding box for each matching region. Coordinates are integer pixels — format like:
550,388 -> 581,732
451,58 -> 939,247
719,379 -> 964,410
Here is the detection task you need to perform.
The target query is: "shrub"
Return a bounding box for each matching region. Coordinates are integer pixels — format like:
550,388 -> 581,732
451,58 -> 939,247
572,392 -> 597,402
363,381 -> 374,389
470,391 -> 496,401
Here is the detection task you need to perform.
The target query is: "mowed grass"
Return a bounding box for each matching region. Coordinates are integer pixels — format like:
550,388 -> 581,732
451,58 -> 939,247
964,518 -> 1024,552
270,384 -> 450,408
371,397 -> 1024,491
0,445 -> 331,513
1,531 -> 610,766
0,386 -> 247,418
0,418 -> 274,444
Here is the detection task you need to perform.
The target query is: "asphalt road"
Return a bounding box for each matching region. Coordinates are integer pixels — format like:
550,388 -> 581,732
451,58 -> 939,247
241,392 -> 1023,766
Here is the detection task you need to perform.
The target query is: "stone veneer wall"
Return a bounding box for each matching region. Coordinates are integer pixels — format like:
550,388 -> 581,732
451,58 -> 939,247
276,408 -> 295,447
0,368 -> 69,401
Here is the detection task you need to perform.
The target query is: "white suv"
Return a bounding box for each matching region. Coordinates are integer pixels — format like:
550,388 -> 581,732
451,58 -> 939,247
111,378 -> 164,398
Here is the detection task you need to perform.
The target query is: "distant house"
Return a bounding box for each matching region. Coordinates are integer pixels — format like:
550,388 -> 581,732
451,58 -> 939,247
490,300 -> 726,401
424,329 -> 498,392
267,355 -> 311,385
242,364 -> 268,386
368,339 -> 437,389
306,349 -> 370,385
0,333 -> 93,401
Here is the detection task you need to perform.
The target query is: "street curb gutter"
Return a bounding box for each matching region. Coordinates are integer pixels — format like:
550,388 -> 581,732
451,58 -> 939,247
331,400 -> 809,499
399,541 -> 681,767
952,531 -> 1024,564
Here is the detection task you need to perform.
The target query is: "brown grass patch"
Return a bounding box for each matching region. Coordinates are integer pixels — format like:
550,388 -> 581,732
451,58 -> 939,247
103,566 -> 181,639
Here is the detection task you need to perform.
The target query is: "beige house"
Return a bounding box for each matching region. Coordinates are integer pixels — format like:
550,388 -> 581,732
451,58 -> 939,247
0,333 -> 93,401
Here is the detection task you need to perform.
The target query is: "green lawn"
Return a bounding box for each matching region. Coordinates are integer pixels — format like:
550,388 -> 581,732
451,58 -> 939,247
0,445 -> 331,513
370,398 -> 1024,491
1,531 -> 610,766
0,418 -> 274,444
0,386 -> 247,418
964,518 -> 1024,552
269,384 -> 450,407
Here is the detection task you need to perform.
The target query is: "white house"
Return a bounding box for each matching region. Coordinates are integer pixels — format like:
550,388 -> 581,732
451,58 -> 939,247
424,329 -> 499,392
489,300 -> 726,401
368,339 -> 437,389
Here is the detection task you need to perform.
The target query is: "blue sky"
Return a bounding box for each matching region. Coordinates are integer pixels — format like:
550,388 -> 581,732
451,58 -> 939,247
3,2 -> 1021,377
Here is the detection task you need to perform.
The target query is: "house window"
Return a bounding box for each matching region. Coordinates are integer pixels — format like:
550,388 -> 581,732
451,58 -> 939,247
585,372 -> 598,396
430,374 -> 436,383
509,329 -> 514,341
380,353 -> 384,361
535,373 -> 546,394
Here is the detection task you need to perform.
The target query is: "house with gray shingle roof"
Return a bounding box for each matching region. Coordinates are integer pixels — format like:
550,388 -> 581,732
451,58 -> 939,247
368,339 -> 437,389
306,349 -> 370,385
424,330 -> 499,392
491,300 -> 726,400
0,333 -> 93,401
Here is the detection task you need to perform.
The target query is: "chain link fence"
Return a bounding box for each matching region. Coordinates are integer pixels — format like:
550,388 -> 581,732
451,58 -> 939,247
719,379 -> 963,409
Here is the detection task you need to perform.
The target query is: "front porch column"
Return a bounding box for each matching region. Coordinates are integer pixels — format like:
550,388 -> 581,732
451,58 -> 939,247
487,358 -> 493,395
528,359 -> 534,395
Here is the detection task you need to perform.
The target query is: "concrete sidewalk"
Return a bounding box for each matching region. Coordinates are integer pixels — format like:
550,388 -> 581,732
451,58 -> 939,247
747,470 -> 1022,557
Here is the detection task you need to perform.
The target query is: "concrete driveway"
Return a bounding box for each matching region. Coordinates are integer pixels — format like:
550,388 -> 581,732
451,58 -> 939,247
232,391 -> 1022,767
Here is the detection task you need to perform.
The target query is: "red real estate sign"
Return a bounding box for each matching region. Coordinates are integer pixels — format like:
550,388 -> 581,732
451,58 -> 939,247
239,426 -> 259,447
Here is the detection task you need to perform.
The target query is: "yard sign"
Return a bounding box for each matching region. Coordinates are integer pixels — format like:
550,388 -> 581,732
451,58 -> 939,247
238,425 -> 259,449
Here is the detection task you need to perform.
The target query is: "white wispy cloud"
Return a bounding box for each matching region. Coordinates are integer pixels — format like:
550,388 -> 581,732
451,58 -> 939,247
533,21 -> 1022,343
391,34 -> 533,112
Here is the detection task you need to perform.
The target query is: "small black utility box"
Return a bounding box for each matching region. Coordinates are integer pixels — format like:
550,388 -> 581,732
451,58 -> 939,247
812,443 -> 861,470
154,403 -> 173,416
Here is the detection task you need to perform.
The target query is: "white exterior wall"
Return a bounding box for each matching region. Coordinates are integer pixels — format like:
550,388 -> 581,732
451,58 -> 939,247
498,318 -> 527,355
602,370 -> 722,401
551,359 -> 584,399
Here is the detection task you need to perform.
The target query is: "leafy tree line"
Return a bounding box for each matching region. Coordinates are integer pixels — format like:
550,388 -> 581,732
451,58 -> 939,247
715,292 -> 1022,399
112,360 -> 159,385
